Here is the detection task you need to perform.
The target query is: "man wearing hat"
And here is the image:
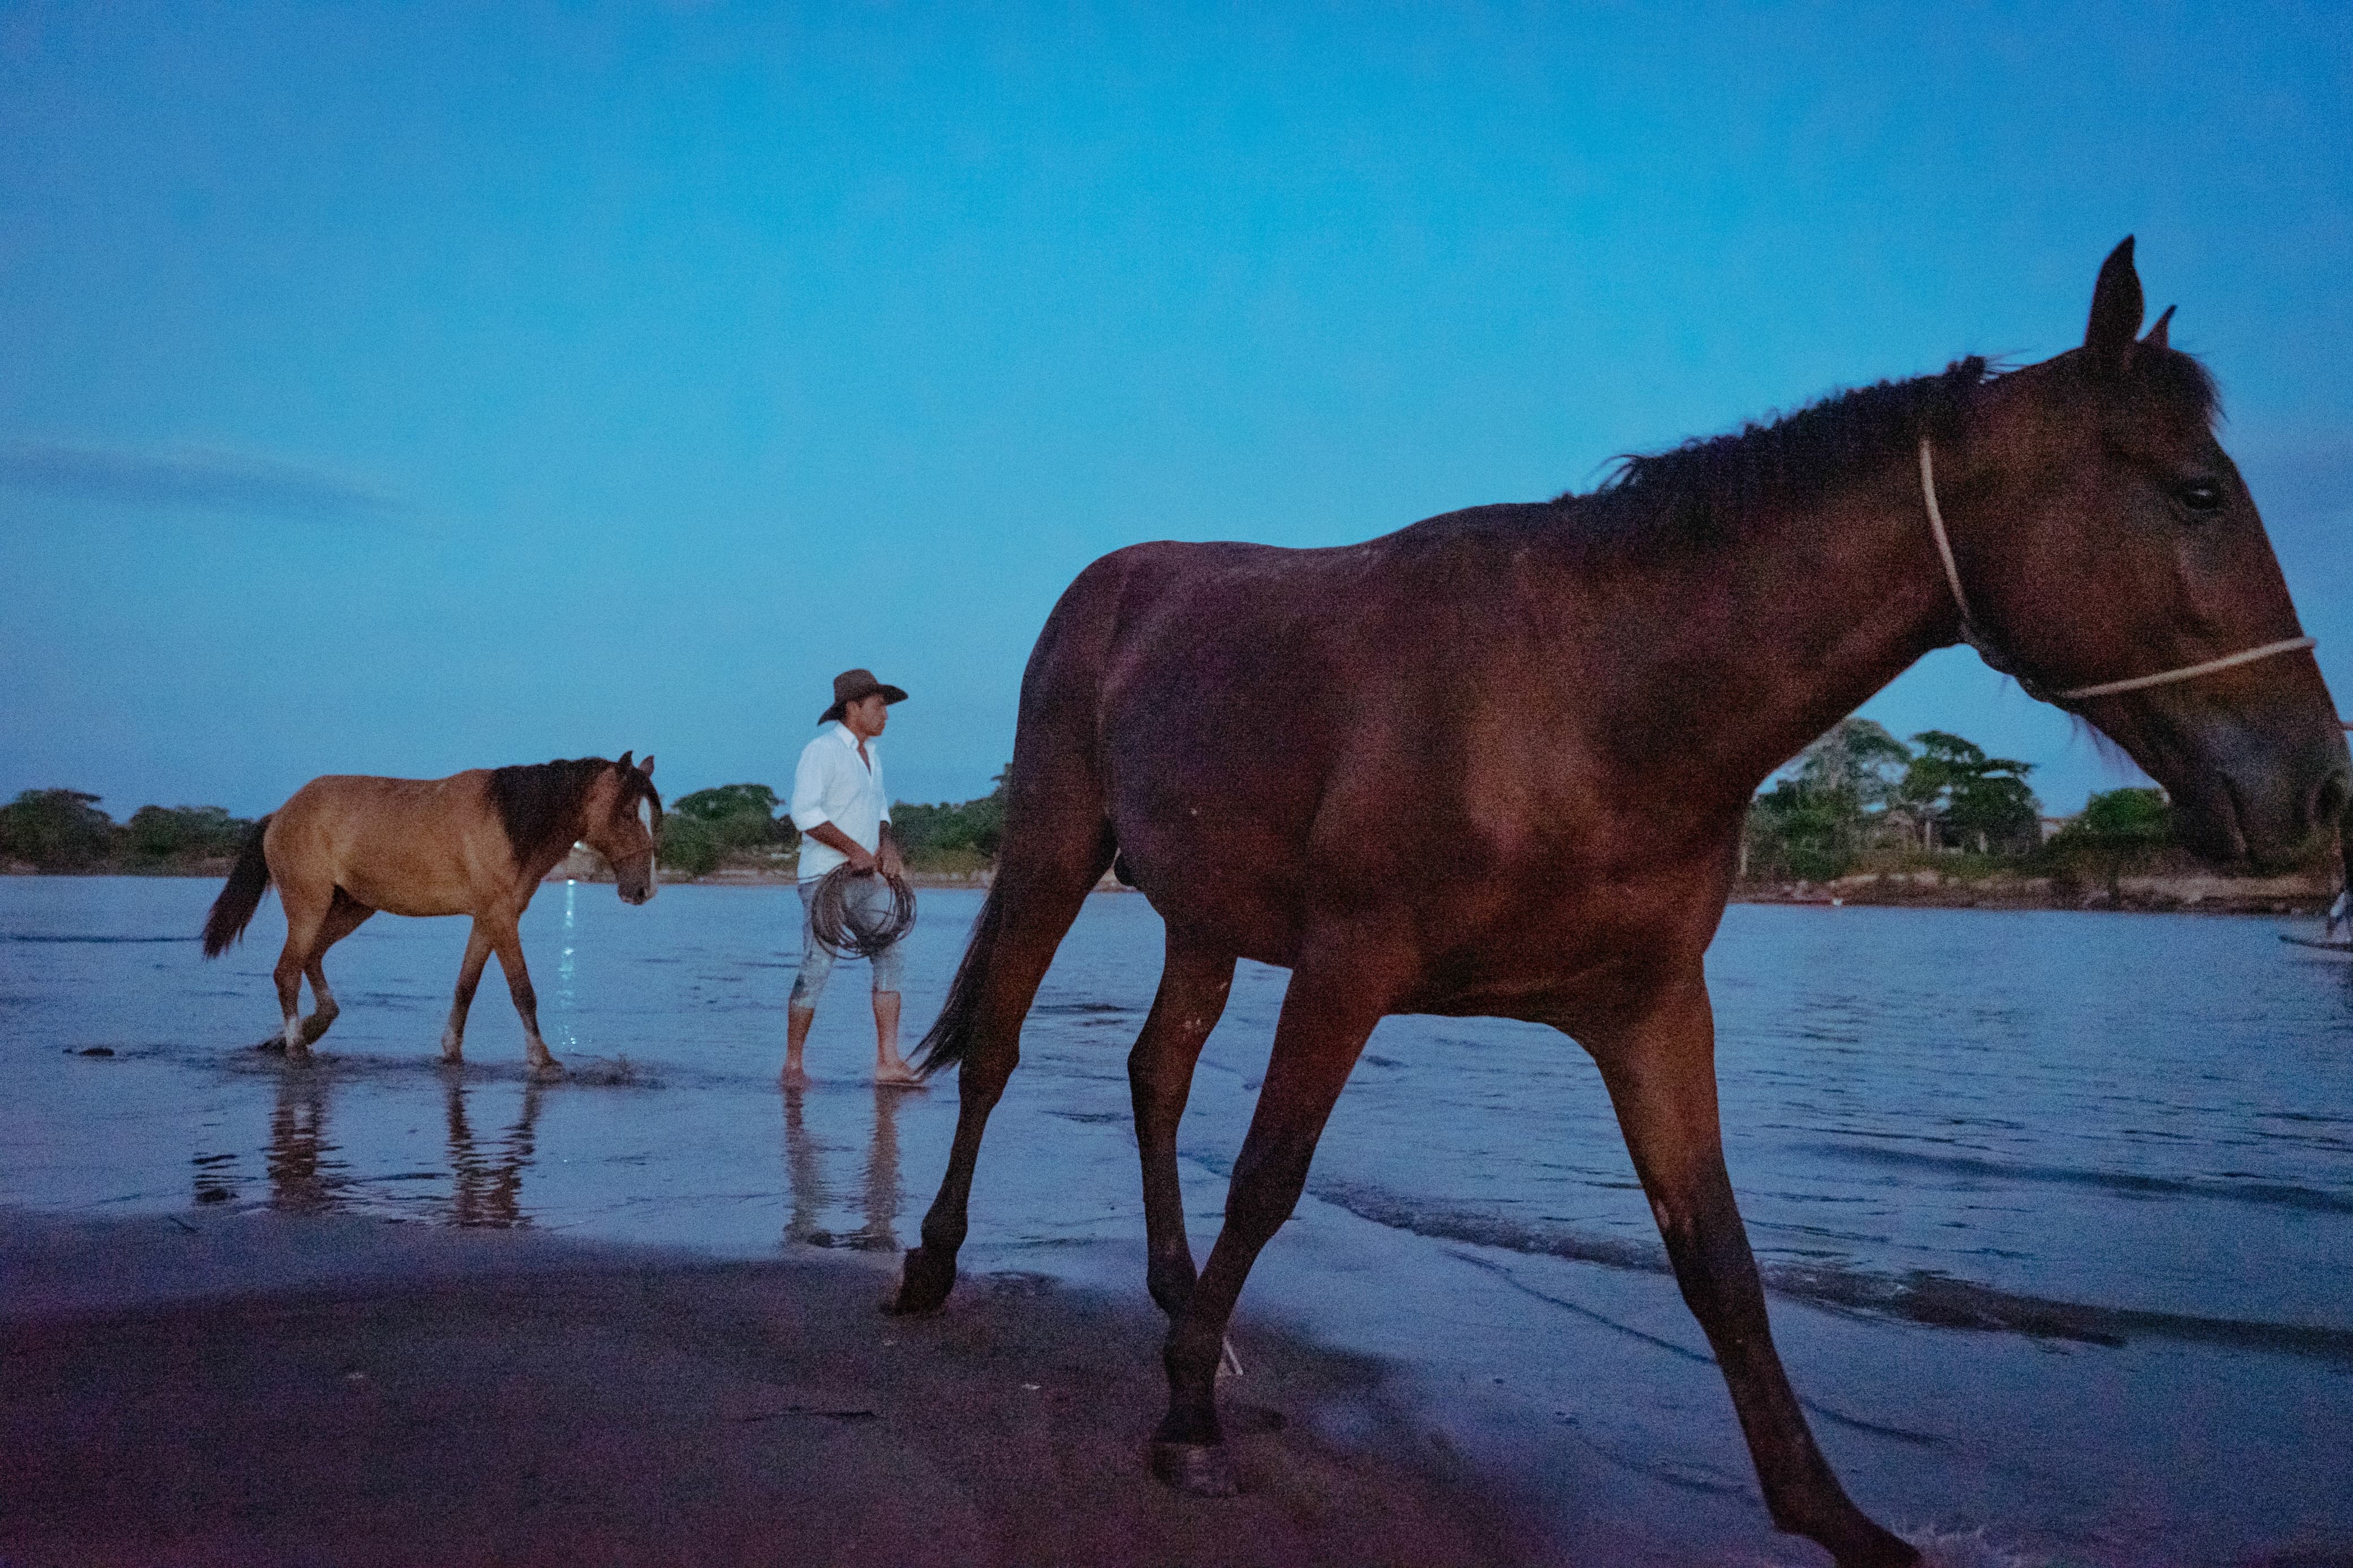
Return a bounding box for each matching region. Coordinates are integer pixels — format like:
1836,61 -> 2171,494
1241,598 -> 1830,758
785,668 -> 920,1087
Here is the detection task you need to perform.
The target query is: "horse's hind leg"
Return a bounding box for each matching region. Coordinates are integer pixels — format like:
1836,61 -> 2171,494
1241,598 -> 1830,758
270,880 -> 334,1060
1587,974 -> 1916,1568
1129,932 -> 1237,1317
894,850 -> 1109,1311
294,891 -> 374,1047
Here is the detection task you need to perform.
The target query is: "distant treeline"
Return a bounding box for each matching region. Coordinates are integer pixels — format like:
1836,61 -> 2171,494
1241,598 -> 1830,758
0,790 -> 253,872
1743,718 -> 2184,893
2,736 -> 2194,888
1,774 -> 1015,879
656,772 -> 1007,878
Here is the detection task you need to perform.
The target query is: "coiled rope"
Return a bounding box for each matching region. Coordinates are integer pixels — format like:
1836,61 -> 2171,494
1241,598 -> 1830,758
808,865 -> 918,960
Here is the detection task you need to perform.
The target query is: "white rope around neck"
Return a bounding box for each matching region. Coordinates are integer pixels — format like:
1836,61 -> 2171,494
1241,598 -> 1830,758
1916,438 -> 2315,703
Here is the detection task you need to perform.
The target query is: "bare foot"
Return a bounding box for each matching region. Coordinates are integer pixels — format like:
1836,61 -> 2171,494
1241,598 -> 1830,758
873,1060 -> 924,1089
781,1061 -> 813,1090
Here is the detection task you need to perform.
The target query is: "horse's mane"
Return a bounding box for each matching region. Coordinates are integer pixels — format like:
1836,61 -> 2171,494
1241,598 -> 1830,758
1582,357 -> 1996,522
1578,346 -> 2220,530
489,758 -> 662,868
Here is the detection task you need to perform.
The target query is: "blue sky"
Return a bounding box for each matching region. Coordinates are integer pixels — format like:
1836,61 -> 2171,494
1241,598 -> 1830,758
3,2 -> 2347,818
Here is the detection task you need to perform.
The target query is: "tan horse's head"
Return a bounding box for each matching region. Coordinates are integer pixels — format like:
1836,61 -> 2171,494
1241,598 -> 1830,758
583,751 -> 662,904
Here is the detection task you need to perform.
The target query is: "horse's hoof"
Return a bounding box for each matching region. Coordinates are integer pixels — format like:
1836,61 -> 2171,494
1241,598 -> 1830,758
1150,1439 -> 1238,1497
888,1247 -> 956,1315
1795,1509 -> 1919,1568
1828,1527 -> 1919,1568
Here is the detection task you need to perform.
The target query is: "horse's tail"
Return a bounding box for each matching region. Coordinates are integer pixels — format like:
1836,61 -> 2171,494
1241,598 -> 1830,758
201,814 -> 273,958
912,879 -> 1008,1078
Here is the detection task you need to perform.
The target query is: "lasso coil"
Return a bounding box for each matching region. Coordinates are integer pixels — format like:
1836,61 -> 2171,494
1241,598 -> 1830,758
808,865 -> 917,959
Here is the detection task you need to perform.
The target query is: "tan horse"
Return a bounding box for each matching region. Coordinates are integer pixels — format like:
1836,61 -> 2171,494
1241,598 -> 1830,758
201,754 -> 662,1073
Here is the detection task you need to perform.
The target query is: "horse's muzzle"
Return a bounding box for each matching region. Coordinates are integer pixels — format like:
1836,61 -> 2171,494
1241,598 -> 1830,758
615,856 -> 658,905
2174,728 -> 2351,871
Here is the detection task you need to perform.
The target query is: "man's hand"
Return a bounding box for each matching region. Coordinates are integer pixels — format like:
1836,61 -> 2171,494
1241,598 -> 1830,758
808,822 -> 878,875
877,827 -> 904,880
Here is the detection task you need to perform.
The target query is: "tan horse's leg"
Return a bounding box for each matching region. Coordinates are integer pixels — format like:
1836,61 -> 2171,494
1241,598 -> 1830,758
1587,974 -> 1916,1568
483,914 -> 559,1074
271,879 -> 334,1060
294,891 -> 373,1048
1128,934 -> 1238,1317
1152,943 -> 1393,1495
441,921 -> 497,1063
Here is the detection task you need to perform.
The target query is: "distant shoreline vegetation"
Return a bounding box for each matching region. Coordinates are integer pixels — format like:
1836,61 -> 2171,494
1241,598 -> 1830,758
4,735 -> 2337,915
0,771 -> 1014,882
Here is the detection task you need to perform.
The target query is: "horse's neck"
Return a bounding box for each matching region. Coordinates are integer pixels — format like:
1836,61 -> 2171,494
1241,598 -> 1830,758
1645,459 -> 1959,801
519,800 -> 593,884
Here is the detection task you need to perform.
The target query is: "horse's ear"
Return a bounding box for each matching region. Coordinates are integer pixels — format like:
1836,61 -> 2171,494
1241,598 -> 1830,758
617,750 -> 634,771
2084,236 -> 2144,371
638,754 -> 655,777
2143,304 -> 2175,352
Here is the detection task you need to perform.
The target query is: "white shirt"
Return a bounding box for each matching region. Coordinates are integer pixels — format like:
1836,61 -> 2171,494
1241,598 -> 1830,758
790,723 -> 890,882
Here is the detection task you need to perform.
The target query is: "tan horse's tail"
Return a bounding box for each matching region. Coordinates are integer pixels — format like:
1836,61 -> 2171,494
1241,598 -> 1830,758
201,814 -> 273,957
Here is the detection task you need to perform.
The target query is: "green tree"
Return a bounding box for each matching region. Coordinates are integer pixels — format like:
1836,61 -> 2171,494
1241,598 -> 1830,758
662,783 -> 794,878
0,789 -> 117,870
1745,720 -> 1912,880
1898,731 -> 2040,853
891,767 -> 1009,871
123,804 -> 252,866
2050,786 -> 2173,901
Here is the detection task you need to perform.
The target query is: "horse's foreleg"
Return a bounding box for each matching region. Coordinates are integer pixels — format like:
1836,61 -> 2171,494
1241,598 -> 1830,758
442,922 -> 497,1062
1153,951 -> 1389,1496
484,917 -> 559,1074
1588,977 -> 1916,1568
1128,936 -> 1237,1318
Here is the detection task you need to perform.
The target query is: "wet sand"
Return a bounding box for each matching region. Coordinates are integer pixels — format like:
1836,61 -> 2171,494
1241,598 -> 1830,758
0,1208 -> 1545,1568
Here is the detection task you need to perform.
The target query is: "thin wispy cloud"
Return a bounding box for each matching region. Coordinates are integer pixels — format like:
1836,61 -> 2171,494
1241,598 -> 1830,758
0,440 -> 399,522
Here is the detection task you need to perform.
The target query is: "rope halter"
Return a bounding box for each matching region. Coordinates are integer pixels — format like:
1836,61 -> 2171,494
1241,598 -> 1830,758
1917,438 -> 2313,703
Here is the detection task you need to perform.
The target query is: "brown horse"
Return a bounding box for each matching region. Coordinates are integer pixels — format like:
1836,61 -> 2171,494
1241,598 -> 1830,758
201,753 -> 662,1074
890,241 -> 2349,1566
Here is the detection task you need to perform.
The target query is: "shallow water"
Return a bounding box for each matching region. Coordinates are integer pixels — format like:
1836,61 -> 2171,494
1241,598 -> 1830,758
8,876 -> 2345,1345
5,876 -> 2351,1562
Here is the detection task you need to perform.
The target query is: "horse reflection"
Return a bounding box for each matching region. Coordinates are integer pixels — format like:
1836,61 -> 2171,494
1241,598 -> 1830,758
265,1069 -> 345,1213
781,1085 -> 906,1251
446,1076 -> 543,1228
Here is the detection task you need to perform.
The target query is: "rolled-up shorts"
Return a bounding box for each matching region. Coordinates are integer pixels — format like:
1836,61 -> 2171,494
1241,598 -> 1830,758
788,874 -> 908,1007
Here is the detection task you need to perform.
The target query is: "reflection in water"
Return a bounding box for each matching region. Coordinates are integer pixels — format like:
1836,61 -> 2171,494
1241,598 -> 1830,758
266,1069 -> 344,1213
781,1086 -> 906,1250
447,1075 -> 543,1228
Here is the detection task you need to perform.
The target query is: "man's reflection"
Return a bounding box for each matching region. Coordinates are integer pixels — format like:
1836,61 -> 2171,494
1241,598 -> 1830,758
447,1075 -> 543,1228
780,1085 -> 906,1250
266,1069 -> 343,1213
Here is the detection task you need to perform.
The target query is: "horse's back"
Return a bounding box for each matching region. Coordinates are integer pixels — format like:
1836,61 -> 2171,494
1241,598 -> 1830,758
268,770 -> 506,916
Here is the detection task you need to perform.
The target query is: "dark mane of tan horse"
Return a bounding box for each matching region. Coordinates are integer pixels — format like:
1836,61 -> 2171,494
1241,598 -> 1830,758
489,758 -> 664,869
201,753 -> 661,1073
886,241 -> 2347,1567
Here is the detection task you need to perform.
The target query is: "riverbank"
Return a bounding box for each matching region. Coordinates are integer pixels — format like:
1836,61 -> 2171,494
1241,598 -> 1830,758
1735,866 -> 2336,915
0,1208 -> 1536,1568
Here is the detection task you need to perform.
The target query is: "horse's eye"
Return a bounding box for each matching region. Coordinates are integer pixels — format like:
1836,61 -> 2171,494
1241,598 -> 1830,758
2176,481 -> 2224,514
